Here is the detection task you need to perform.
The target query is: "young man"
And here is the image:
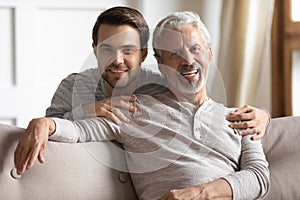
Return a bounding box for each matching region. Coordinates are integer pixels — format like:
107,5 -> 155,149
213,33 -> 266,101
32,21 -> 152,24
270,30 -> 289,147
45,6 -> 270,138
15,11 -> 270,200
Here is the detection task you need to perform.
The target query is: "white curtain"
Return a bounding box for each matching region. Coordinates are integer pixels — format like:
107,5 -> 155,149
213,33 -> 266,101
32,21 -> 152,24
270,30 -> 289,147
212,0 -> 275,110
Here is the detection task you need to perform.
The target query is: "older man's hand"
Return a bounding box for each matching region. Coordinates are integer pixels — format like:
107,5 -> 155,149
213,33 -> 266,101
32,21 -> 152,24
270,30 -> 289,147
226,105 -> 270,140
158,179 -> 232,200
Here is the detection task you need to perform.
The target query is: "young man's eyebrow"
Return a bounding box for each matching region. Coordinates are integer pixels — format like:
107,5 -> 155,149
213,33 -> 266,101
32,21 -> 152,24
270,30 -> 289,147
98,43 -> 111,48
122,44 -> 138,48
98,43 -> 138,49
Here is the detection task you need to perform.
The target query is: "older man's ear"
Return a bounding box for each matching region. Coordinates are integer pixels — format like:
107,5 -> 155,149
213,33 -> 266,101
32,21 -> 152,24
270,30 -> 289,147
208,48 -> 213,63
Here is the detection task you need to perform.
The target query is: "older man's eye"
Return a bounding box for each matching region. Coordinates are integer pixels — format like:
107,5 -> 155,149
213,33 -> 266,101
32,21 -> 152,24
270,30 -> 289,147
170,50 -> 181,58
191,46 -> 202,54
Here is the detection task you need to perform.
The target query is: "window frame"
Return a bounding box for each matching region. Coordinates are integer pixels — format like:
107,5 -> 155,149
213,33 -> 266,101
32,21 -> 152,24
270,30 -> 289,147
272,0 -> 300,117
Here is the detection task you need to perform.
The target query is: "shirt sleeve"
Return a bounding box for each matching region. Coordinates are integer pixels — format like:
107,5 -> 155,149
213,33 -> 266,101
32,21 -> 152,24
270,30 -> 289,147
46,69 -> 102,120
222,135 -> 270,200
45,73 -> 85,120
49,117 -> 120,143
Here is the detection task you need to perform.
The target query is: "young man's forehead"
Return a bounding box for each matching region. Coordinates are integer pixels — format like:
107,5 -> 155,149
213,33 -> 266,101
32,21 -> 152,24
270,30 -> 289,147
98,24 -> 141,47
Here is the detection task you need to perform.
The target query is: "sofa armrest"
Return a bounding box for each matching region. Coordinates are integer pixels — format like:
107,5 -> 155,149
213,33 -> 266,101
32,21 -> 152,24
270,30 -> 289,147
262,116 -> 300,200
0,124 -> 137,200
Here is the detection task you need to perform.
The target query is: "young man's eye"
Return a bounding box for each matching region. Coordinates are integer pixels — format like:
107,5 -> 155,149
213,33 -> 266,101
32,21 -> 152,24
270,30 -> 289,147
100,47 -> 113,54
123,48 -> 136,55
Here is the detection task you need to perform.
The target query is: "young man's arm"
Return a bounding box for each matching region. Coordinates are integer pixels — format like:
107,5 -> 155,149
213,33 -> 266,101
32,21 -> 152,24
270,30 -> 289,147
14,116 -> 120,176
46,71 -> 137,124
45,73 -> 88,120
226,105 -> 270,140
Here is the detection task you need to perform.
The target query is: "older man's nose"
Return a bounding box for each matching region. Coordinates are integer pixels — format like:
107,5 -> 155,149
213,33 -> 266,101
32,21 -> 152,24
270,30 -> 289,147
181,52 -> 194,66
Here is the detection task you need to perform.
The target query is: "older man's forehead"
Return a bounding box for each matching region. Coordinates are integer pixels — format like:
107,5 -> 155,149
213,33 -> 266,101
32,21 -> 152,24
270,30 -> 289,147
158,27 -> 205,51
159,29 -> 184,50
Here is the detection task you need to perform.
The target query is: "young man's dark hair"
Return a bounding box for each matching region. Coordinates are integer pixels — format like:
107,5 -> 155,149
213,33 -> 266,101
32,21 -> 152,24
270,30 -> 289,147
92,6 -> 149,48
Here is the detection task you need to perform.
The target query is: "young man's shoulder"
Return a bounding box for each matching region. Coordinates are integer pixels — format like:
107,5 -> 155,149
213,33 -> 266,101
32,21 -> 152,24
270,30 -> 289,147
58,68 -> 100,87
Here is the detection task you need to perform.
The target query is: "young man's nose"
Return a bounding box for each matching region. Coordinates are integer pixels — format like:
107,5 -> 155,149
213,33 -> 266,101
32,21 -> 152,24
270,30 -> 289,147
113,51 -> 125,65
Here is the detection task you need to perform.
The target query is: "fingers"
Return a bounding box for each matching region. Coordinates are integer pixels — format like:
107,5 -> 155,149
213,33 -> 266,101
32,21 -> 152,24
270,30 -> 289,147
14,144 -> 29,175
89,96 -> 137,125
229,120 -> 255,130
251,132 -> 265,141
105,107 -> 128,125
111,96 -> 137,113
14,140 -> 41,175
14,118 -> 50,175
38,142 -> 47,164
226,105 -> 254,122
227,105 -> 269,140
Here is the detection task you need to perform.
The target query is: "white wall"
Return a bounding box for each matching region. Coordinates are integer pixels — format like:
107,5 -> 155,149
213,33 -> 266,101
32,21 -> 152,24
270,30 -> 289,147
0,0 -> 222,128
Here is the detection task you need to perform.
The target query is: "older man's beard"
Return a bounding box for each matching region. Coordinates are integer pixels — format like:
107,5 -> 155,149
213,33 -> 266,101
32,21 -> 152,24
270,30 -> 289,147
167,62 -> 207,95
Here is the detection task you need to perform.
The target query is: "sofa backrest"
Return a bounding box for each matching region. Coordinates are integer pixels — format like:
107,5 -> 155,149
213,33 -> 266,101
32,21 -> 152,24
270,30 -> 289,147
262,116 -> 300,200
0,124 -> 138,200
1,116 -> 300,200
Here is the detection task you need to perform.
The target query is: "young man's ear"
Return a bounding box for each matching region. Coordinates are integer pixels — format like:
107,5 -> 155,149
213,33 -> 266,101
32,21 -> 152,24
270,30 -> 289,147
92,43 -> 97,57
141,46 -> 148,62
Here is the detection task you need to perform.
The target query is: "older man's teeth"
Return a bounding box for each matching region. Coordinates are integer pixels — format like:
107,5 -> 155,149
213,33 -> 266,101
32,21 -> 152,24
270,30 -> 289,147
181,69 -> 198,77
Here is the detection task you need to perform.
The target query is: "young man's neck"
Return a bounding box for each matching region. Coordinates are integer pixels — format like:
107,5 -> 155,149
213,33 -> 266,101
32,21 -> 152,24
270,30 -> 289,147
104,80 -> 139,97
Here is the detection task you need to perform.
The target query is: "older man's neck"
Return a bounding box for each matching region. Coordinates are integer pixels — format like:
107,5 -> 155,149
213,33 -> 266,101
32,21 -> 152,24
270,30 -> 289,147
169,88 -> 208,107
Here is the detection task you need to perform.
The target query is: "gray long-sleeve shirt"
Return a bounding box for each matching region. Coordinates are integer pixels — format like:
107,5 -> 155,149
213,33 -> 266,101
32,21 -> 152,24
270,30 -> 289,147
51,93 -> 270,200
45,67 -> 168,120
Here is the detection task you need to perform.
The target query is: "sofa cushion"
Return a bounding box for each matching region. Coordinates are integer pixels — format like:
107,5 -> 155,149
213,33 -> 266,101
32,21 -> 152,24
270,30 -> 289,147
262,116 -> 300,200
0,124 -> 137,200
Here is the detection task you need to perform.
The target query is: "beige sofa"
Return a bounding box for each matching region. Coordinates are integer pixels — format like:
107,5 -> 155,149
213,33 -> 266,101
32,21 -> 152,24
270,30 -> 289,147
0,116 -> 299,200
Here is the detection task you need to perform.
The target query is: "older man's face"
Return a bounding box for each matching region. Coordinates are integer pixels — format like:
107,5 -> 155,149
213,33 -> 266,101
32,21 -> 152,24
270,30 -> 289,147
158,24 -> 213,94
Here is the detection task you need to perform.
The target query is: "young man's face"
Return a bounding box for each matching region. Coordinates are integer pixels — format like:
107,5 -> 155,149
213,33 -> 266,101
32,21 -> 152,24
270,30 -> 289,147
94,24 -> 147,90
158,24 -> 213,95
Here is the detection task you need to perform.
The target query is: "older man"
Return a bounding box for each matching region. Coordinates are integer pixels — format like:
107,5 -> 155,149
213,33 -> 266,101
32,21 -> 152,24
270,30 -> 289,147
14,11 -> 269,200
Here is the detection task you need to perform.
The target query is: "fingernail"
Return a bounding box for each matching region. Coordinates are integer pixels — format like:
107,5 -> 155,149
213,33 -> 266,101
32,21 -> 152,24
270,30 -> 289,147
11,168 -> 22,179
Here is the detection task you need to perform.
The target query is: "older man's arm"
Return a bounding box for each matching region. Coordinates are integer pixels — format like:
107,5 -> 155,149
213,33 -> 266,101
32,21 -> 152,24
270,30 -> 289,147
222,135 -> 270,200
159,178 -> 232,200
159,136 -> 270,200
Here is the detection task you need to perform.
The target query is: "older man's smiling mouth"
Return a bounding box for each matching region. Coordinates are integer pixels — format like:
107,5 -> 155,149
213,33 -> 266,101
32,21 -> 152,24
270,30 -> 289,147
181,69 -> 200,81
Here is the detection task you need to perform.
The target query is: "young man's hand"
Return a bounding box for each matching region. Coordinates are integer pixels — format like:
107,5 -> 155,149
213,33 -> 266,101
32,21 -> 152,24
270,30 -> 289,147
82,95 -> 137,125
226,105 -> 270,140
14,117 -> 56,175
